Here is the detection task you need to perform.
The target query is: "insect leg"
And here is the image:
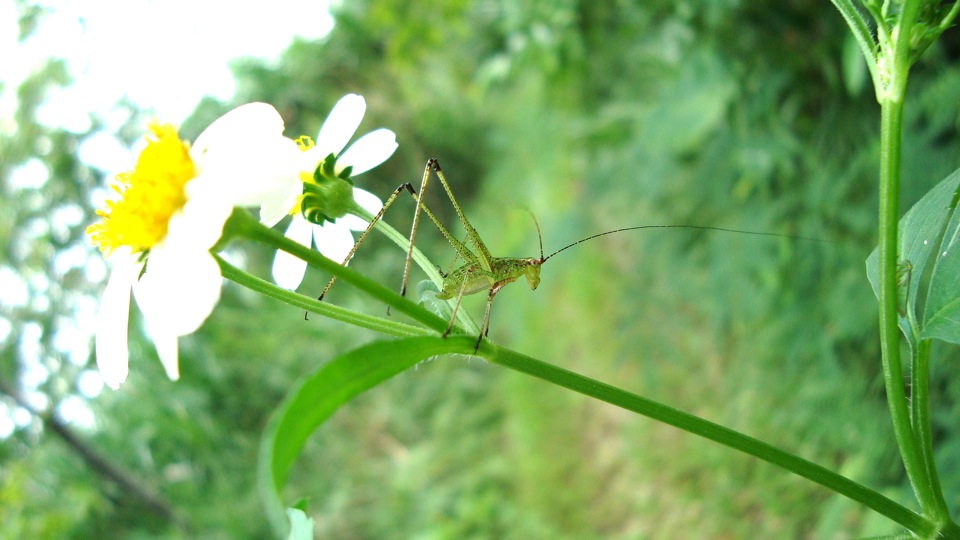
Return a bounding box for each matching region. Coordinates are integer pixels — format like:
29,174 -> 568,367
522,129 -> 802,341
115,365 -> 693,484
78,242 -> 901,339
306,183 -> 410,319
398,162 -> 433,300
474,286 -> 496,352
443,265 -> 475,338
429,159 -> 492,266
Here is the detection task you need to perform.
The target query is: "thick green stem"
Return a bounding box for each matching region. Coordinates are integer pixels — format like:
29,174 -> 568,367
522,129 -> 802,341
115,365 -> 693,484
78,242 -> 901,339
912,339 -> 950,521
843,0 -> 956,531
482,344 -> 941,536
878,94 -> 938,518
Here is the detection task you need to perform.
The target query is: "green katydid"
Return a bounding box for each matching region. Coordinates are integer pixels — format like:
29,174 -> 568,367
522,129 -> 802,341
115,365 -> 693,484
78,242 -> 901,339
314,158 -> 822,352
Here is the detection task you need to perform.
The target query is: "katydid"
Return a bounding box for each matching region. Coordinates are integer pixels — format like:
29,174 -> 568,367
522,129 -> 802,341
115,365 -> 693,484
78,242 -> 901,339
316,158 -> 821,352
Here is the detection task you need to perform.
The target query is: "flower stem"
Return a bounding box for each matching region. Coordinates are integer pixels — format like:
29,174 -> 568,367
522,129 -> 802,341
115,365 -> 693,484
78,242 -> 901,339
223,210 -> 449,334
481,343 -> 940,536
349,203 -> 481,335
215,255 -> 432,338
350,202 -> 444,288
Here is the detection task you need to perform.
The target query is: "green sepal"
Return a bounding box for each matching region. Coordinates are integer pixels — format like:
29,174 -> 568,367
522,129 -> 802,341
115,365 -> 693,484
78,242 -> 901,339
136,250 -> 149,279
300,153 -> 356,226
318,153 -> 337,179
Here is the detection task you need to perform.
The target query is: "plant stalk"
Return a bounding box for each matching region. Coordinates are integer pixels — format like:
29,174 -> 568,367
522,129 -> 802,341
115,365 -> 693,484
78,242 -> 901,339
224,210 -> 449,334
912,338 -> 951,522
877,94 -> 932,511
215,255 -> 433,338
483,344 -> 941,536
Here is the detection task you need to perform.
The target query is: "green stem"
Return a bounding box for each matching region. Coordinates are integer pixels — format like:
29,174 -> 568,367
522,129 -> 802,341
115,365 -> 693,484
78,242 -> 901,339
879,91 -> 938,518
350,203 -> 444,288
911,338 -> 950,521
349,203 -> 481,335
215,255 -> 432,338
852,0 -> 956,531
482,344 -> 941,537
224,210 -> 449,334
938,2 -> 960,33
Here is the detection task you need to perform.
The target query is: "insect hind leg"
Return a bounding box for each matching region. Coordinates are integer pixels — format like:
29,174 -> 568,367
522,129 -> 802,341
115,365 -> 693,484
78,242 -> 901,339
443,265 -> 476,338
473,286 -> 497,352
307,183 -> 411,319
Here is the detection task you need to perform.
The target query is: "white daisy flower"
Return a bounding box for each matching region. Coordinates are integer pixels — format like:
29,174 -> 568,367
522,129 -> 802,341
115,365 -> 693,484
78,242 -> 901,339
260,94 -> 398,290
87,103 -> 300,389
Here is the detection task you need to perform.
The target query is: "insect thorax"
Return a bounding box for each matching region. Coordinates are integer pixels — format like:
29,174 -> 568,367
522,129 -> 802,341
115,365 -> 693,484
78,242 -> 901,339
435,258 -> 542,300
493,258 -> 542,292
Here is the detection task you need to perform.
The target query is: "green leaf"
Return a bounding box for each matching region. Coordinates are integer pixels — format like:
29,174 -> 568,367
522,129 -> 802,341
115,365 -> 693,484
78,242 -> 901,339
922,183 -> 960,343
866,169 -> 960,345
258,336 -> 476,536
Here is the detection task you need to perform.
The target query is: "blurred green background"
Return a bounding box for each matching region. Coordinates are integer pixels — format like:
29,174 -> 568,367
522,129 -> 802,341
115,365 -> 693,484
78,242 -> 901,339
4,0 -> 960,538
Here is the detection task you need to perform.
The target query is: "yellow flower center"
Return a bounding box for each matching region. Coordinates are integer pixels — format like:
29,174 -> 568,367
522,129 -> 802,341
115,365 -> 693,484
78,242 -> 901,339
86,122 -> 196,254
288,135 -> 315,216
295,135 -> 314,152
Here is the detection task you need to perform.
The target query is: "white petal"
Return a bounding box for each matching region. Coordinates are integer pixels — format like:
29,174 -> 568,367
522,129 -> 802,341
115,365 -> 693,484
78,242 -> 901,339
193,103 -> 285,157
335,214 -> 368,232
315,94 -> 365,157
337,129 -> 397,176
169,182 -> 234,251
260,183 -> 302,228
147,324 -> 180,381
354,187 -> 385,214
299,146 -> 327,171
313,221 -> 355,263
196,135 -> 302,207
95,250 -> 140,390
272,217 -> 312,289
337,188 -> 383,231
133,244 -> 222,337
190,103 -> 302,207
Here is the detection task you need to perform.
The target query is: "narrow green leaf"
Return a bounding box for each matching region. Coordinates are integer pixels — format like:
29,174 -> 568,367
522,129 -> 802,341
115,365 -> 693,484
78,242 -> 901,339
258,336 -> 475,536
866,169 -> 960,344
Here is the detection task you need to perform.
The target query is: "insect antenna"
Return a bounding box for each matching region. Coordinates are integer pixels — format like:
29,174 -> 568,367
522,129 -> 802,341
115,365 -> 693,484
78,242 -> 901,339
525,209 -> 544,261
541,225 -> 826,262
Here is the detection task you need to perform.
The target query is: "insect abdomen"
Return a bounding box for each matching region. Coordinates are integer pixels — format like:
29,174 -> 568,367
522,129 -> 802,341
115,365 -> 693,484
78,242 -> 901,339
436,265 -> 494,299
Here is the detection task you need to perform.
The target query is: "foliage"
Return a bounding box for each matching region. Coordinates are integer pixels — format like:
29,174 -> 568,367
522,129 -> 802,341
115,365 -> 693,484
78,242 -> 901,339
4,0 -> 960,538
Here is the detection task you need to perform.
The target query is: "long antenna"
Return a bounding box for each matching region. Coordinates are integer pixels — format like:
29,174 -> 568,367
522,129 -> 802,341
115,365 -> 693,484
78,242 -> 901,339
542,225 -> 827,262
526,209 -> 544,260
